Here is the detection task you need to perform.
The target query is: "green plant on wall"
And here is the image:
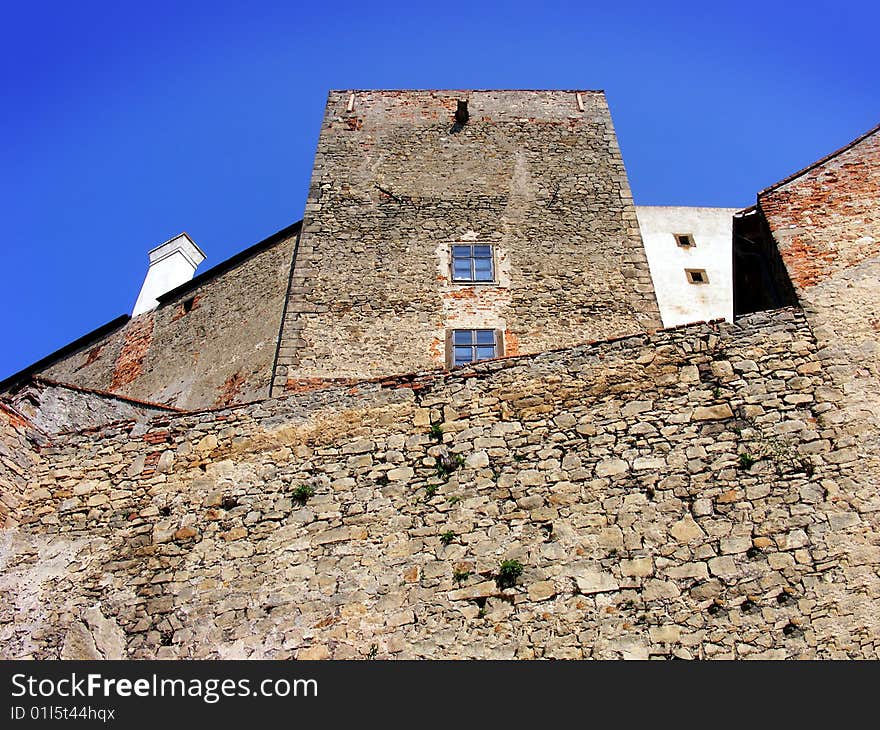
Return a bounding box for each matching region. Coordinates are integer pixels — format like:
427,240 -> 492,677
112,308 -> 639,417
291,484 -> 315,503
440,530 -> 456,545
739,452 -> 756,470
435,450 -> 465,480
496,559 -> 524,589
735,414 -> 815,476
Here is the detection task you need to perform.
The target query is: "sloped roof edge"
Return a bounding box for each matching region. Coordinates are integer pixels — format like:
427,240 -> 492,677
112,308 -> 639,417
157,219 -> 302,304
0,315 -> 131,394
758,122 -> 880,196
0,219 -> 303,392
27,376 -> 183,412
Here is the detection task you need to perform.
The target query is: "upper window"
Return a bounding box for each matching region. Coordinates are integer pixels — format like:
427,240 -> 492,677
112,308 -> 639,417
451,329 -> 498,367
674,233 -> 695,248
451,244 -> 494,282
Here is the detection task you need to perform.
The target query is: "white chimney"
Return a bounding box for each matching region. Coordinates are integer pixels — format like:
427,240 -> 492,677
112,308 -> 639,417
132,233 -> 206,317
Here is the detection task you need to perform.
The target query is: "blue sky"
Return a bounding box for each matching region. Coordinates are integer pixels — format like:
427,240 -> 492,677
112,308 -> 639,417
1,0 -> 877,381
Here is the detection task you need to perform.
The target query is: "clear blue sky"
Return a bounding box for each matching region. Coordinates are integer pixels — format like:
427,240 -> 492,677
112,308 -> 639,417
1,0 -> 877,381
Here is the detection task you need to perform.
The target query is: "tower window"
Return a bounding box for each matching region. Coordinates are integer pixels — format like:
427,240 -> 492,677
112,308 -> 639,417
675,233 -> 696,248
451,245 -> 494,283
450,329 -> 500,367
686,269 -> 708,284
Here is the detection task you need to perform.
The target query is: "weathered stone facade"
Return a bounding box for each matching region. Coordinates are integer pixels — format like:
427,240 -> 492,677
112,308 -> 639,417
0,404 -> 44,530
5,378 -> 177,436
0,94 -> 877,661
274,90 -> 660,391
757,126 -> 880,477
2,308 -> 878,659
18,223 -> 301,411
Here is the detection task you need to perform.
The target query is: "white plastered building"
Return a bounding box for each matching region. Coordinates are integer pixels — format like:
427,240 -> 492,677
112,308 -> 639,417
636,206 -> 738,328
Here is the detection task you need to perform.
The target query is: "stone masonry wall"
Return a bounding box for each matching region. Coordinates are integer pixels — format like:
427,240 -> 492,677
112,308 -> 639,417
0,404 -> 44,529
34,226 -> 300,411
2,308 -> 877,659
759,126 -> 880,495
274,90 -> 660,390
3,379 -> 178,436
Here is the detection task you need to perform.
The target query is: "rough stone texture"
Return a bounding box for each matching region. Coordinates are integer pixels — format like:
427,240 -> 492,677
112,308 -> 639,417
0,404 -> 44,530
2,308 -> 878,660
30,225 -> 301,410
758,125 -> 880,518
274,90 -> 661,390
4,378 -> 177,435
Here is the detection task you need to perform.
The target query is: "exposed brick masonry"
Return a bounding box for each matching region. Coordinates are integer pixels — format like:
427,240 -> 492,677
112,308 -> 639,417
760,126 -> 880,484
110,316 -> 154,391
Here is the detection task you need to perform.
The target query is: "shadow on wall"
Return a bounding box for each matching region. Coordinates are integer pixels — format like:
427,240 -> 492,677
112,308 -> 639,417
733,208 -> 799,317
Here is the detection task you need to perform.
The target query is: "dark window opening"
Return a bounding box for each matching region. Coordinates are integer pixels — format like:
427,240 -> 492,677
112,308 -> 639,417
182,297 -> 195,313
733,208 -> 799,316
451,245 -> 494,283
686,269 -> 708,284
450,329 -> 499,367
675,233 -> 695,248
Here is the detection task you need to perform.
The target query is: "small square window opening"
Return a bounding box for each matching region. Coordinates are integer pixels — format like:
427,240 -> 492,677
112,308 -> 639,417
450,329 -> 499,367
451,244 -> 494,283
675,233 -> 695,248
686,269 -> 708,284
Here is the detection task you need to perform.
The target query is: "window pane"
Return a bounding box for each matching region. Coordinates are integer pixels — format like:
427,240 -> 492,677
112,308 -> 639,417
473,259 -> 493,280
452,260 -> 472,280
452,246 -> 471,258
454,346 -> 473,366
453,330 -> 474,345
473,246 -> 492,257
475,330 -> 495,345
476,346 -> 496,361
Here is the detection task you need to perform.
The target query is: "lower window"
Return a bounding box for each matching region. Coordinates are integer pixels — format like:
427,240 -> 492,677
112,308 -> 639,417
686,268 -> 709,284
451,329 -> 499,367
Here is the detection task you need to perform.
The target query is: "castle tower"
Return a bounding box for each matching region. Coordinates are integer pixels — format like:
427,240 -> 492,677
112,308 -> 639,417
272,90 -> 661,392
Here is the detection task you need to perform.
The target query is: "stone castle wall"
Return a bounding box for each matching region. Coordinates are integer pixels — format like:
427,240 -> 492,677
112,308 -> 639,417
759,127 -> 880,500
33,225 -> 300,411
274,90 -> 660,390
5,379 -> 177,435
0,404 -> 44,529
3,308 -> 877,659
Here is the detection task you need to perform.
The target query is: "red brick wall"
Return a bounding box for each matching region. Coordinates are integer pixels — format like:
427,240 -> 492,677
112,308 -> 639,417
760,127 -> 879,291
760,126 -> 880,474
110,316 -> 155,391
